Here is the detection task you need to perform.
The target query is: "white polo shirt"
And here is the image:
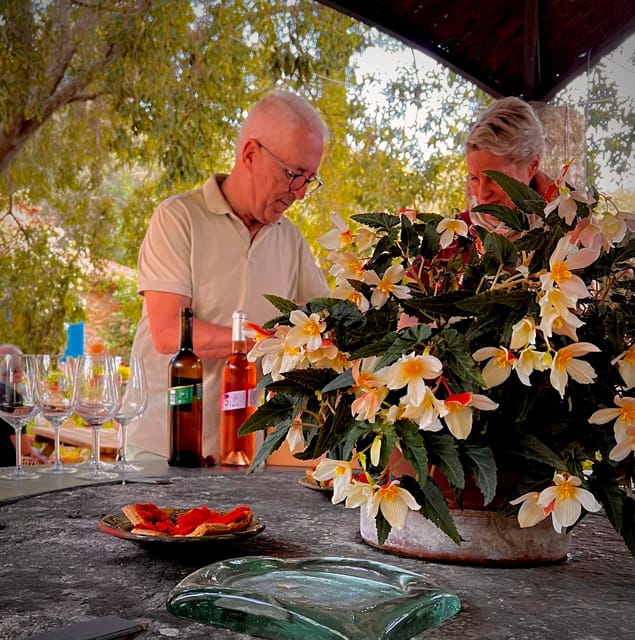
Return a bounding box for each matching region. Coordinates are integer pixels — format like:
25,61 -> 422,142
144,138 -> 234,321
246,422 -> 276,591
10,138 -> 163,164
129,175 -> 329,457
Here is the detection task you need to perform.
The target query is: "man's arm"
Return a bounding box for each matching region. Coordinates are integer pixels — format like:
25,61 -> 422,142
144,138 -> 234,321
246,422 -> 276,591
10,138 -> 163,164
144,291 -> 233,360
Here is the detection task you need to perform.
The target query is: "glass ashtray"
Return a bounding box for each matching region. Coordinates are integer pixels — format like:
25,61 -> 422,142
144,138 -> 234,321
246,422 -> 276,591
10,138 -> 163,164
166,555 -> 460,639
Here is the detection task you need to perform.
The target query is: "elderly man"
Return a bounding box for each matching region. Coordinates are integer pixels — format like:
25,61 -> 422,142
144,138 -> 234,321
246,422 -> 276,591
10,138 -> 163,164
129,90 -> 329,460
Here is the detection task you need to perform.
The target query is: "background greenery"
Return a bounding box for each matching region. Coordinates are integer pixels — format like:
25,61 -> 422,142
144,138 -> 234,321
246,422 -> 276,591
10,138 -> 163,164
1,0 -> 633,353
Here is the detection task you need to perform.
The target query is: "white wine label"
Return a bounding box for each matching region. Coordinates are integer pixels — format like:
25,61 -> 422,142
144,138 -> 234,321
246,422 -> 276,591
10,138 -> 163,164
169,384 -> 202,406
222,389 -> 247,410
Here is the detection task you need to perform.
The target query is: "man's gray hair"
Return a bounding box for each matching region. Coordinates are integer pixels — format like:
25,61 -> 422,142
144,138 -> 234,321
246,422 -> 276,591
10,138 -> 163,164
237,90 -> 329,154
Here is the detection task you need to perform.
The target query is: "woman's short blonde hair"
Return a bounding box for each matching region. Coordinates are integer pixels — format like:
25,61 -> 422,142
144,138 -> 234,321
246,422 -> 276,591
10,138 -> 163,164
466,96 -> 545,164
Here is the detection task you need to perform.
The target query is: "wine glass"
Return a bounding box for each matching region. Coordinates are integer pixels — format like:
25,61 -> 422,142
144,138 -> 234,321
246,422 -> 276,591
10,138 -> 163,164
72,355 -> 121,479
112,356 -> 147,473
0,354 -> 40,480
34,354 -> 77,475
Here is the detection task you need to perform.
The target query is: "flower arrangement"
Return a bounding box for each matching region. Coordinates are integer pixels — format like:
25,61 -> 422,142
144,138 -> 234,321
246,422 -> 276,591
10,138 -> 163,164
241,167 -> 635,556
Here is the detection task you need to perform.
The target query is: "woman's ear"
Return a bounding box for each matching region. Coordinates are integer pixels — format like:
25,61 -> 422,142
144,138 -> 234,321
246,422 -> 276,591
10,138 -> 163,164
527,153 -> 540,179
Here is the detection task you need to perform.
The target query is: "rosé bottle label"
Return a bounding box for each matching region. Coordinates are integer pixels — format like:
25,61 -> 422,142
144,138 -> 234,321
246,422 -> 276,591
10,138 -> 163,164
222,390 -> 247,411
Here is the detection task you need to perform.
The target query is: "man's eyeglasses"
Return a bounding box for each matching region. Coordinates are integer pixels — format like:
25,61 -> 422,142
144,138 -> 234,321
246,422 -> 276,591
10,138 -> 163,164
255,140 -> 323,195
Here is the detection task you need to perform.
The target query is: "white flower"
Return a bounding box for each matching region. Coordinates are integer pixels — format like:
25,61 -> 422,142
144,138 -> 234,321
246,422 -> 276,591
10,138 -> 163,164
612,346 -> 635,389
364,264 -> 412,309
344,480 -> 375,509
544,187 -> 594,225
369,480 -> 421,530
352,226 -> 377,251
537,472 -> 601,533
550,342 -> 600,398
382,352 -> 443,406
515,347 -> 550,386
313,458 -> 354,505
285,310 -> 326,351
317,212 -> 352,250
510,317 -> 536,350
436,217 -> 469,249
442,392 -> 498,440
510,491 -> 549,528
539,236 -> 596,299
472,346 -> 516,388
330,281 -> 370,313
588,395 -> 635,438
286,415 -> 305,453
609,427 -> 635,462
401,386 -> 447,432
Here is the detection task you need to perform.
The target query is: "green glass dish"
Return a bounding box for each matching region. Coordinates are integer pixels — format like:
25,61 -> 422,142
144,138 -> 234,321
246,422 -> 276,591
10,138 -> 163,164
166,556 -> 460,639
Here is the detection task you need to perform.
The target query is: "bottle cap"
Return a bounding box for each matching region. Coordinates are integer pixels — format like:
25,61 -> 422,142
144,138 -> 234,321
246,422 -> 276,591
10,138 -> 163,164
232,310 -> 248,342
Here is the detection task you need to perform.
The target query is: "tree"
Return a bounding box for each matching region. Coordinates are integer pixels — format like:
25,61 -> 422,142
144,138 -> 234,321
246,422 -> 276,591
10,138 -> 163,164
1,1 -> 632,353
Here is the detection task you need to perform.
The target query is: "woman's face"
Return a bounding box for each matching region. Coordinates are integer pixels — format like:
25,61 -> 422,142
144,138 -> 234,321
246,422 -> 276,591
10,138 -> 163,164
466,149 -> 538,208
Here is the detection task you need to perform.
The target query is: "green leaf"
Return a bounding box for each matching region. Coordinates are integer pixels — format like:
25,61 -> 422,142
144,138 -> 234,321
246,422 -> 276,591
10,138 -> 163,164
238,393 -> 301,436
463,445 -> 497,506
483,232 -> 518,267
262,294 -> 299,315
400,213 -> 421,258
417,220 -> 442,260
400,475 -> 462,545
455,289 -> 531,314
435,329 -> 484,390
397,422 -> 428,489
282,368 -> 339,392
482,170 -> 546,215
504,429 -> 566,469
375,510 -> 392,546
402,290 -> 473,318
322,368 -> 354,392
472,203 -> 528,231
423,433 -> 464,489
373,325 -> 434,369
247,425 -> 291,473
351,212 -> 401,230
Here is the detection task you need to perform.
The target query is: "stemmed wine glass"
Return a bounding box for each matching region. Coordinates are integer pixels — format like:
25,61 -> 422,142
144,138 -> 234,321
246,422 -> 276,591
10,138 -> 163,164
112,356 -> 148,473
72,355 -> 121,480
0,354 -> 40,480
34,354 -> 77,475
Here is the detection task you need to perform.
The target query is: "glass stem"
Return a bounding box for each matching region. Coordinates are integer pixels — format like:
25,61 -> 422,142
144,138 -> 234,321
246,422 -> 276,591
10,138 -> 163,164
119,420 -> 128,463
14,425 -> 23,471
53,420 -> 62,467
93,426 -> 102,469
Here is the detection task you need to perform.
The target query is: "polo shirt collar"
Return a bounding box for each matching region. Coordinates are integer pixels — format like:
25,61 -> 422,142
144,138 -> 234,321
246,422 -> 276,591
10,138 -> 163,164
203,174 -> 233,215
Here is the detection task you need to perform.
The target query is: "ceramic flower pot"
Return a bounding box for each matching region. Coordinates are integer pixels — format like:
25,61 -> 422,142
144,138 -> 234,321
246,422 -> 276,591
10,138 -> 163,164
359,507 -> 571,566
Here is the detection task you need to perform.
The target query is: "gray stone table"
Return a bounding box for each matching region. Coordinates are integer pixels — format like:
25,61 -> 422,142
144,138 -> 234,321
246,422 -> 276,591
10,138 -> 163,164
0,465 -> 633,640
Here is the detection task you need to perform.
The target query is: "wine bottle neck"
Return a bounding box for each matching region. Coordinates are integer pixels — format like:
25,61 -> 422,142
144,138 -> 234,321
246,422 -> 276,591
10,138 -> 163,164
179,308 -> 194,351
231,339 -> 248,355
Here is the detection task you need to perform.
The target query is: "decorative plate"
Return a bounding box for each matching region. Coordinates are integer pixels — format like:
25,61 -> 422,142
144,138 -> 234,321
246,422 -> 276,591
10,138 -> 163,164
297,476 -> 333,493
98,508 -> 265,545
166,556 -> 461,639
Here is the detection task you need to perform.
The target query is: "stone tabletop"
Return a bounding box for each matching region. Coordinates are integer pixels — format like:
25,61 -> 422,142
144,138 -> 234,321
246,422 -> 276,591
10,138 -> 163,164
0,466 -> 633,640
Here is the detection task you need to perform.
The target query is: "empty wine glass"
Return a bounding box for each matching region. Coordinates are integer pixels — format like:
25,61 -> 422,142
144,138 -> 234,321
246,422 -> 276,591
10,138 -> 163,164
72,355 -> 121,480
0,354 -> 40,480
112,356 -> 147,473
34,354 -> 77,475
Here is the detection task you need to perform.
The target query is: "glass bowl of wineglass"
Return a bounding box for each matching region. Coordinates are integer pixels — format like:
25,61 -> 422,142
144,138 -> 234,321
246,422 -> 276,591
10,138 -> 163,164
72,354 -> 121,480
34,354 -> 77,475
0,353 -> 40,480
112,356 -> 148,473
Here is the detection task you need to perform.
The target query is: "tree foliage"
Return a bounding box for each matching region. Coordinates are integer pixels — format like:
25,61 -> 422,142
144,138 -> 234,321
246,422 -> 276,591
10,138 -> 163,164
0,0 -> 632,353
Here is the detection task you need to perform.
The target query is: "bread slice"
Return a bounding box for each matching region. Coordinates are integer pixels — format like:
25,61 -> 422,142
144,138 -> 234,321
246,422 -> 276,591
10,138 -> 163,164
121,502 -> 253,537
